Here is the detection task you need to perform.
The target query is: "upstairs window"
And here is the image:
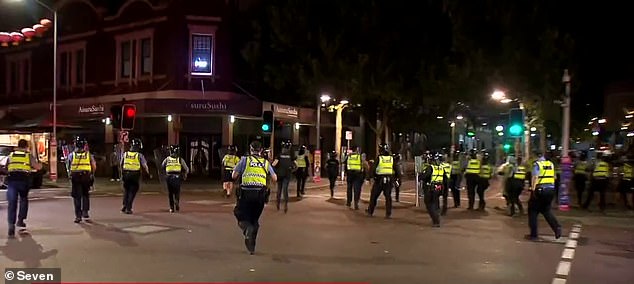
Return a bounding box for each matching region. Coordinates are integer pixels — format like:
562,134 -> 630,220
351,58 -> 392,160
58,43 -> 86,89
191,34 -> 213,75
116,31 -> 153,82
5,53 -> 31,95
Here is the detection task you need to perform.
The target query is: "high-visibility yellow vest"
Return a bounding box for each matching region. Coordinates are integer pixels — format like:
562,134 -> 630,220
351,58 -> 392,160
223,155 -> 240,170
376,155 -> 394,175
296,155 -> 307,168
479,164 -> 492,179
347,154 -> 362,171
441,162 -> 452,178
7,151 -> 31,173
451,160 -> 461,174
70,151 -> 92,172
241,156 -> 269,187
123,152 -> 141,171
466,159 -> 481,174
574,161 -> 588,175
623,163 -> 633,180
536,160 -> 555,185
513,165 -> 526,180
165,157 -> 182,173
593,161 -> 609,179
431,165 -> 444,183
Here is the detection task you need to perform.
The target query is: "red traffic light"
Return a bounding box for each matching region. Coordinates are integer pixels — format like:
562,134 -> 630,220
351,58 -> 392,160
125,107 -> 136,117
121,104 -> 136,130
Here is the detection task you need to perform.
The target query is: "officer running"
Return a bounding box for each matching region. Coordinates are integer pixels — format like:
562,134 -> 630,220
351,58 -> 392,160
465,149 -> 481,210
422,153 -> 447,227
573,151 -> 589,207
272,140 -> 294,212
449,150 -> 464,208
439,153 -> 452,215
507,156 -> 527,216
66,137 -> 97,223
294,145 -> 310,198
120,138 -> 151,214
325,150 -> 339,198
4,139 -> 41,237
367,143 -> 398,218
344,146 -> 366,210
222,145 -> 240,198
161,145 -> 189,213
476,151 -> 493,211
582,152 -> 611,212
232,141 -> 277,254
528,152 -> 562,241
393,153 -> 403,202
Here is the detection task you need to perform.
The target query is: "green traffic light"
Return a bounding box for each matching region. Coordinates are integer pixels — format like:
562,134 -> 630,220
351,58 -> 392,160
467,131 -> 475,137
262,124 -> 270,131
509,124 -> 523,135
503,144 -> 511,151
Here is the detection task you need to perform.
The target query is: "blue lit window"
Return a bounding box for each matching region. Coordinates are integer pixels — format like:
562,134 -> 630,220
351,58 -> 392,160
191,34 -> 213,75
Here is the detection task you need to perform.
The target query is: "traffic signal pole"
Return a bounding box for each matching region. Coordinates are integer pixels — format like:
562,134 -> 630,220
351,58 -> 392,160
519,103 -> 530,159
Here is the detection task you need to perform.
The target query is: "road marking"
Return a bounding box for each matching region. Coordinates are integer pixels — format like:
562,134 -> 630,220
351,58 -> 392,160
561,248 -> 575,259
565,239 -> 577,248
571,227 -> 581,233
569,232 -> 579,239
556,261 -> 571,275
552,278 -> 566,284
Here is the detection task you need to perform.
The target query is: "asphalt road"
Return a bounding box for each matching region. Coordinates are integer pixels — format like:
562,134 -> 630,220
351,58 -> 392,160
1,179 -> 633,284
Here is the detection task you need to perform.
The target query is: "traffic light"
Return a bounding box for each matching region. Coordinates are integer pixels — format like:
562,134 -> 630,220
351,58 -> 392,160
508,108 -> 524,137
121,104 -> 137,130
467,129 -> 475,137
262,111 -> 273,134
503,138 -> 514,153
110,105 -> 122,129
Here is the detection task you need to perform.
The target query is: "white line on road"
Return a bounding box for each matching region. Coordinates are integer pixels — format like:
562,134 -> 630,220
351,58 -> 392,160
552,278 -> 566,284
561,248 -> 575,260
552,224 -> 582,284
565,239 -> 578,248
569,232 -> 579,239
556,261 -> 571,276
571,227 -> 581,233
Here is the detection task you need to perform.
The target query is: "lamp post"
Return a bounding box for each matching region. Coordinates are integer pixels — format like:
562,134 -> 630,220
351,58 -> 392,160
13,0 -> 58,181
333,100 -> 349,159
491,90 -> 530,159
316,94 -> 331,151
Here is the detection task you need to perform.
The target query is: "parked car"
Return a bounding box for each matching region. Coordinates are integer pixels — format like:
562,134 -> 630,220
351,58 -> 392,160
0,144 -> 45,189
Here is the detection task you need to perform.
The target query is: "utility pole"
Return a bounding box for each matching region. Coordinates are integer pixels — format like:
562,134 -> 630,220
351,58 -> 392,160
559,69 -> 572,211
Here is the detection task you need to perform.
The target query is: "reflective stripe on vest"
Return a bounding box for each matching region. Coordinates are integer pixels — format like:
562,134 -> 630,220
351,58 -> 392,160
574,161 -> 587,174
347,154 -> 361,171
296,155 -> 307,168
7,151 -> 31,173
451,161 -> 461,174
624,164 -> 633,180
70,152 -> 92,172
123,152 -> 141,171
431,165 -> 444,183
165,157 -> 182,173
376,155 -> 394,175
479,165 -> 492,179
223,155 -> 240,170
441,162 -> 452,178
536,161 -> 555,185
466,159 -> 481,174
593,161 -> 609,178
513,166 -> 526,180
241,156 -> 269,187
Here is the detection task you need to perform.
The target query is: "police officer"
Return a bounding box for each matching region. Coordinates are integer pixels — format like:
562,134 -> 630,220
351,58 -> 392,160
449,150 -> 464,208
4,139 -> 41,237
528,152 -> 562,240
162,145 -> 189,213
422,153 -> 446,227
120,138 -> 151,214
367,143 -> 399,218
232,141 -> 277,254
294,145 -> 310,198
66,137 -> 97,223
325,150 -> 339,198
476,151 -> 493,211
619,155 -> 634,209
582,152 -> 611,212
222,145 -> 240,198
439,153 -> 452,215
344,146 -> 366,210
573,151 -> 589,207
393,153 -> 403,202
272,140 -> 294,212
465,149 -> 481,210
507,156 -> 527,216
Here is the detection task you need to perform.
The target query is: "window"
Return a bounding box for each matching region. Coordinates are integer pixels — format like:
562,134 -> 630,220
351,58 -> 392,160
9,62 -> 18,93
121,41 -> 132,77
141,38 -> 152,75
60,53 -> 69,86
116,31 -> 153,82
76,49 -> 84,84
191,34 -> 213,75
5,53 -> 30,95
58,43 -> 86,88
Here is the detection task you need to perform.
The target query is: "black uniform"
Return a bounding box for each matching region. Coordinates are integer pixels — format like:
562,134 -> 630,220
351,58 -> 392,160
120,150 -> 149,214
162,154 -> 189,212
345,152 -> 365,209
367,154 -> 399,218
325,155 -> 339,198
67,150 -> 95,223
274,150 -> 294,212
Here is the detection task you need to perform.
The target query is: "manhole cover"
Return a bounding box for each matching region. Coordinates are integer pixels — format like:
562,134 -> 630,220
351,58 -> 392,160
121,225 -> 175,234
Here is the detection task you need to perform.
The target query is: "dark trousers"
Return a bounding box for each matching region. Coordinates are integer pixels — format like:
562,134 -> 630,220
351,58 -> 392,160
122,172 -> 141,212
327,172 -> 337,197
449,174 -> 461,207
295,169 -> 308,196
477,177 -> 489,209
465,173 -> 479,209
166,175 -> 181,210
573,174 -> 587,207
234,187 -> 266,252
71,172 -> 91,218
276,175 -> 290,209
6,179 -> 29,230
583,178 -> 608,211
554,174 -> 561,204
618,179 -> 633,208
367,176 -> 393,217
111,165 -> 120,180
346,172 -> 363,208
424,183 -> 442,225
439,179 -> 449,215
394,177 -> 401,201
528,187 -> 561,238
508,178 -> 525,215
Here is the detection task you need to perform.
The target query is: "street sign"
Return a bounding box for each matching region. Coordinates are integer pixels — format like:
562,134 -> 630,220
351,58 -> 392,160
119,131 -> 129,143
345,131 -> 352,140
559,156 -> 572,211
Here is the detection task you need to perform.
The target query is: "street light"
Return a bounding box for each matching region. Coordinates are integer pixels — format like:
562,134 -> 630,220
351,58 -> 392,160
12,0 -> 58,181
491,90 -> 506,101
436,115 -> 444,119
530,127 -> 537,132
456,115 -> 464,120
495,125 -> 504,132
598,118 -> 607,124
316,93 -> 331,151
